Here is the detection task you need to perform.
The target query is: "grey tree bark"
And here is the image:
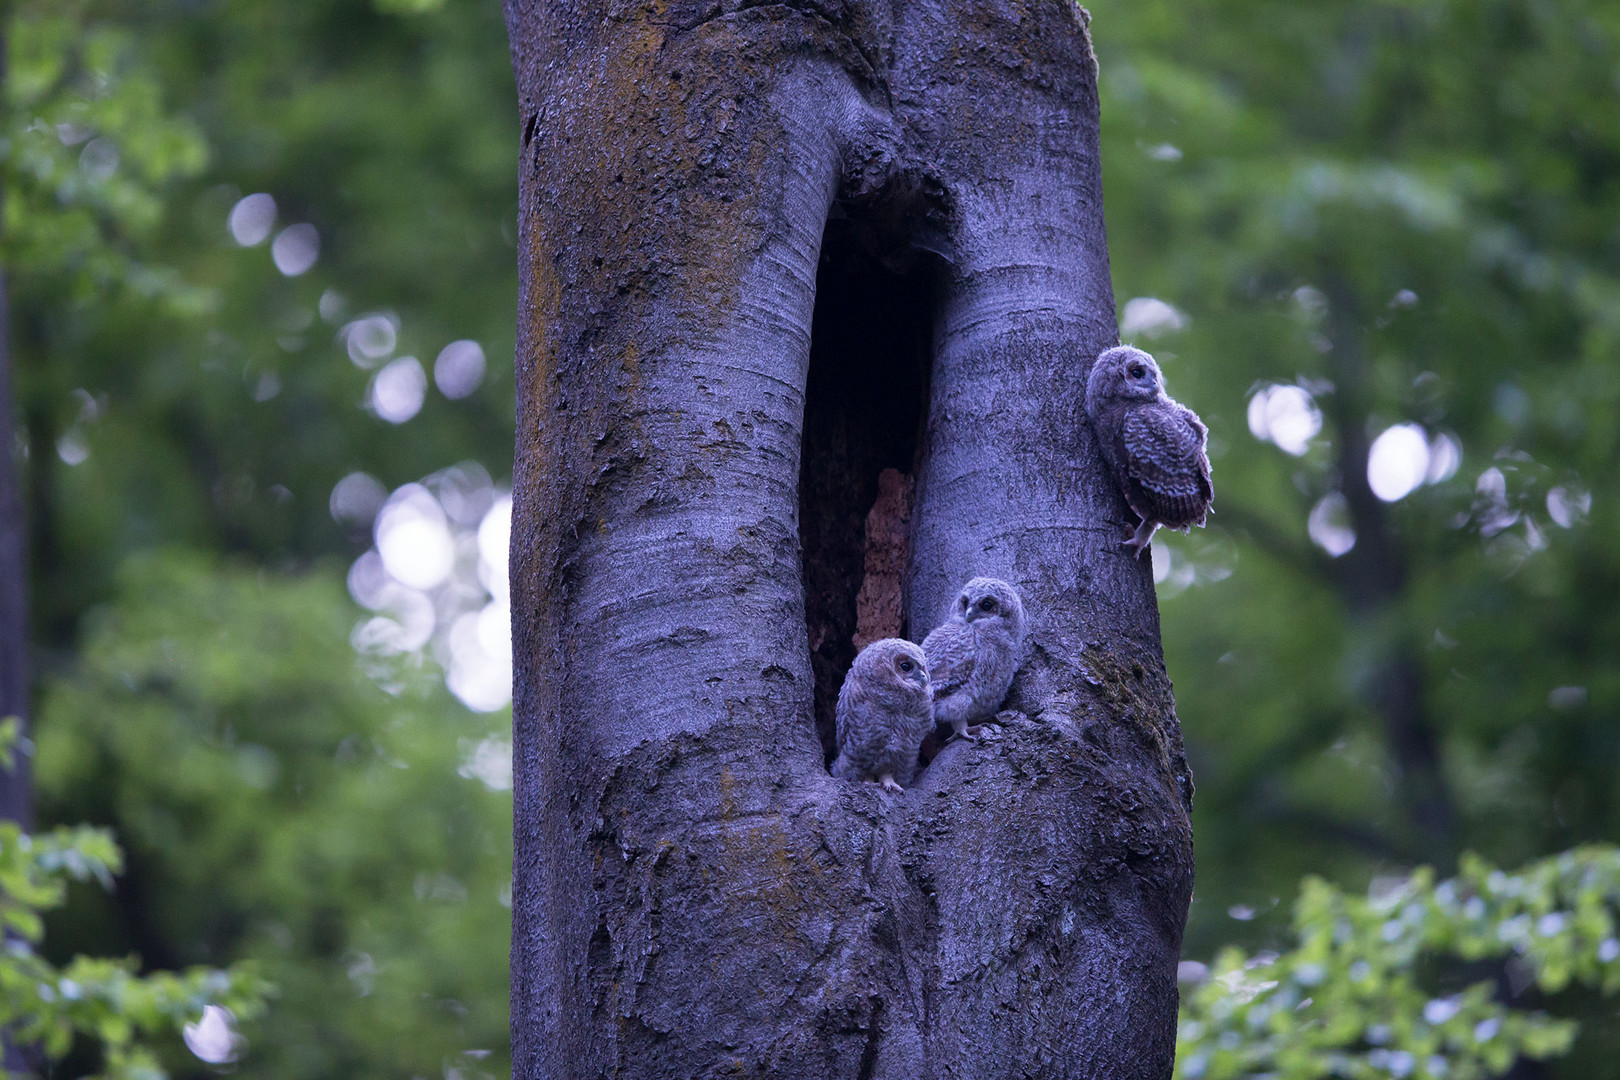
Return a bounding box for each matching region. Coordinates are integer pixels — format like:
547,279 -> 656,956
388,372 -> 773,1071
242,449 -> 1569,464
504,0 -> 1194,1075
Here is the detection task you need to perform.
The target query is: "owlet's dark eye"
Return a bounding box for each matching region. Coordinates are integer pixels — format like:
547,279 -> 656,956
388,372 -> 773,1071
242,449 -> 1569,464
1128,363 -> 1146,378
898,659 -> 914,673
978,598 -> 997,612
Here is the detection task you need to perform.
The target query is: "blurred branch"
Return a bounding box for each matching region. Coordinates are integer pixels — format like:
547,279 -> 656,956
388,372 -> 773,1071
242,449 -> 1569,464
1260,805 -> 1402,861
1230,707 -> 1406,862
1212,499 -> 1336,582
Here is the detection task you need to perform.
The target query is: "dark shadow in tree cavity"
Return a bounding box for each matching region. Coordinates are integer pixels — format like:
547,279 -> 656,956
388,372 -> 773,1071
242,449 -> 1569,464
798,214 -> 937,765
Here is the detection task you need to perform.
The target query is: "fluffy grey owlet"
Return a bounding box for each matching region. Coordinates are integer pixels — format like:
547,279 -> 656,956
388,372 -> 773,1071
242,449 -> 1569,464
920,577 -> 1026,741
831,639 -> 934,793
1085,345 -> 1214,559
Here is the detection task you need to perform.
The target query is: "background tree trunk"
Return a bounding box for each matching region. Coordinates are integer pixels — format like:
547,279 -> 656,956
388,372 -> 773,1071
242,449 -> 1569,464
0,24 -> 29,833
0,266 -> 30,830
504,0 -> 1193,1074
1,256 -> 39,1080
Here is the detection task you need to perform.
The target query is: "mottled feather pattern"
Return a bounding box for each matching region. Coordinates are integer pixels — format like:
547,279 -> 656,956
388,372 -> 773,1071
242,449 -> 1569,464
1086,345 -> 1214,557
830,639 -> 933,790
920,621 -> 979,715
1120,406 -> 1211,528
919,578 -> 1025,740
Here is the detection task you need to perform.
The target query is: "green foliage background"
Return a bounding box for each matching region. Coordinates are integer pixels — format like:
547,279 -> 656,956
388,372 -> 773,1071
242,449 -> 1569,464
5,0 -> 1619,1077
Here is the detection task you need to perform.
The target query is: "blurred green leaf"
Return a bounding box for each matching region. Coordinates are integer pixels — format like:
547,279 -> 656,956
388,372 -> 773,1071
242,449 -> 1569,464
0,822 -> 268,1080
1177,847 -> 1620,1079
37,553 -> 510,1080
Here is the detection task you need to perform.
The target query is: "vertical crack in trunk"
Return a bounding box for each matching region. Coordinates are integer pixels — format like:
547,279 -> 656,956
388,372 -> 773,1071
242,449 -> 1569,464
799,216 -> 936,762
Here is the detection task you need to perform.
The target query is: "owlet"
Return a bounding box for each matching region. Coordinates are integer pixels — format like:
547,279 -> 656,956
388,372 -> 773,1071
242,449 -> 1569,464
1085,345 -> 1213,559
831,638 -> 933,793
920,577 -> 1025,741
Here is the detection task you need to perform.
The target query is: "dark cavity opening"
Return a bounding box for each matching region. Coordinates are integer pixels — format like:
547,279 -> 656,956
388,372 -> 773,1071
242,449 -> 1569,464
799,212 -> 938,765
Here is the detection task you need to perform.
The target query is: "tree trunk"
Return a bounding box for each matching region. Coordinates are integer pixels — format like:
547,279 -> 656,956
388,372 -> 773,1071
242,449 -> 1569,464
504,0 -> 1193,1075
1,260 -> 39,1080
1321,277 -> 1455,864
0,266 -> 30,830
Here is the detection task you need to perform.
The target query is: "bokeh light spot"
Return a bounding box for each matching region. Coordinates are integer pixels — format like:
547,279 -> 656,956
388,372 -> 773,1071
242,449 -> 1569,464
1120,297 -> 1188,339
272,223 -> 320,276
1247,384 -> 1321,456
1546,485 -> 1591,528
347,478 -> 511,691
1152,543 -> 1172,585
1474,467 -> 1519,536
343,314 -> 398,367
1292,285 -> 1327,319
351,592 -> 436,654
330,472 -> 388,526
56,430 -> 90,466
435,340 -> 487,399
1308,492 -> 1356,556
228,193 -> 277,246
347,550 -> 391,609
184,1006 -> 242,1065
448,606 -> 512,713
1426,433 -> 1461,483
376,484 -> 454,589
432,461 -> 495,526
458,736 -> 513,789
370,357 -> 427,424
478,496 -> 511,605
1150,540 -> 1196,596
1368,424 -> 1430,502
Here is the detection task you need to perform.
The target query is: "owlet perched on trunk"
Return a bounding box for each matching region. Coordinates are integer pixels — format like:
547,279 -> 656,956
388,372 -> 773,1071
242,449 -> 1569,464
921,577 -> 1025,741
1085,345 -> 1214,559
831,638 -> 934,793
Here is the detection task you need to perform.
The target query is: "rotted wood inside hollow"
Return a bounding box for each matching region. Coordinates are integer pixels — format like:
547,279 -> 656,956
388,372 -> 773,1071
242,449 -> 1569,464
853,467 -> 913,651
